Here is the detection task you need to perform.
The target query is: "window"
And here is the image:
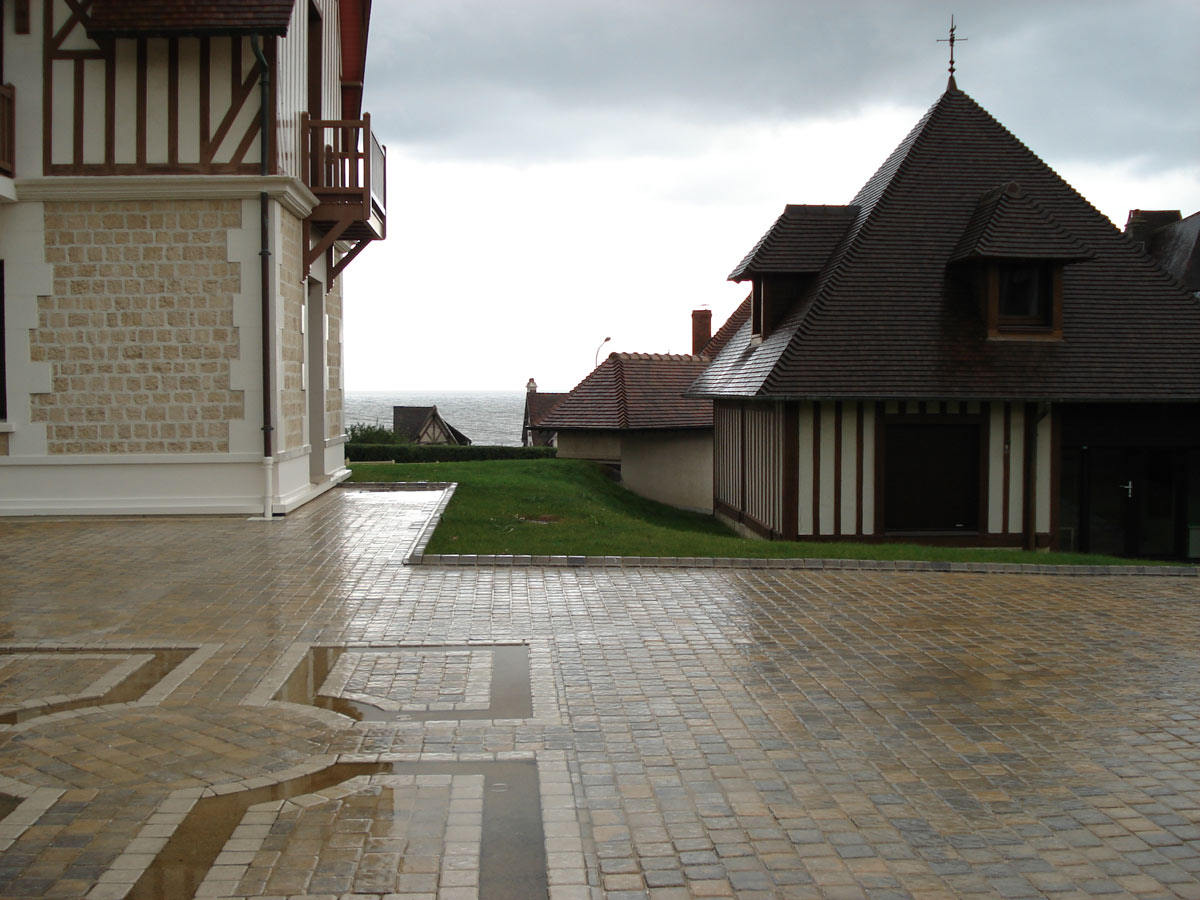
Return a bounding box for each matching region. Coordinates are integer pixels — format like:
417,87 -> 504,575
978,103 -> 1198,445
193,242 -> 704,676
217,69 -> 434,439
986,261 -> 1062,339
998,264 -> 1052,326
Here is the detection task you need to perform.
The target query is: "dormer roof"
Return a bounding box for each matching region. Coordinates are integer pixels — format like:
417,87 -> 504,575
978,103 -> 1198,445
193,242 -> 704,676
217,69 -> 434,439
728,205 -> 859,281
950,182 -> 1093,263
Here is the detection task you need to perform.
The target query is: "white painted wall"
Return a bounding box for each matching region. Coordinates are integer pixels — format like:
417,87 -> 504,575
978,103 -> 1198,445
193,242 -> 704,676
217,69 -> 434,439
621,430 -> 713,513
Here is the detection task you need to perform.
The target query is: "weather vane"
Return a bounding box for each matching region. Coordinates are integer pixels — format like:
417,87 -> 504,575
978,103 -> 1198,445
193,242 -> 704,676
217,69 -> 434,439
937,15 -> 967,77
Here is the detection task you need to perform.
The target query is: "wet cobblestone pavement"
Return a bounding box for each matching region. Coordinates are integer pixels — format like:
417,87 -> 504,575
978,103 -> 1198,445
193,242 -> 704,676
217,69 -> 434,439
0,486 -> 1198,898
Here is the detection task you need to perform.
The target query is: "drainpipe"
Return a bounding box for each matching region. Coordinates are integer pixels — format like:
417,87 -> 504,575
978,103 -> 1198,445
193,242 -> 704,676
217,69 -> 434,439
251,35 -> 274,518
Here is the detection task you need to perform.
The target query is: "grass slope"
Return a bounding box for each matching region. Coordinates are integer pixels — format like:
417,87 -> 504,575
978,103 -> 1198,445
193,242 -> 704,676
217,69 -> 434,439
349,458 -> 1161,565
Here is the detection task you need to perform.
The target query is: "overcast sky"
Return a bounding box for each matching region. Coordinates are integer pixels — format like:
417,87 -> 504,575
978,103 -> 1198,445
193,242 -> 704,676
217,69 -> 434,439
343,0 -> 1200,393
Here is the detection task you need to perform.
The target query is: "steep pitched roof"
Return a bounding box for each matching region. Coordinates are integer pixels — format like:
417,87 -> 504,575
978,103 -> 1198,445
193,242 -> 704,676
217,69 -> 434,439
691,84 -> 1200,402
87,0 -> 295,37
538,354 -> 714,431
699,296 -> 752,358
728,205 -> 859,281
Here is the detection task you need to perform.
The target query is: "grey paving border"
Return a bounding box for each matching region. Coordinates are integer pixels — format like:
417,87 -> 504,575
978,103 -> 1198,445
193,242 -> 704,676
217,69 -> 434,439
410,553 -> 1197,577
346,481 -> 1199,577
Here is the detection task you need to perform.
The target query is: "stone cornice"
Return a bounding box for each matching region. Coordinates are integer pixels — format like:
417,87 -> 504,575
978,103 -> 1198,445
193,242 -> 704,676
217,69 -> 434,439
13,175 -> 318,219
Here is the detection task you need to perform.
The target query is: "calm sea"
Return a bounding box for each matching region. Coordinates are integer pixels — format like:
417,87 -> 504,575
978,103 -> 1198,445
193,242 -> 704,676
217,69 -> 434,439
345,390 -> 527,447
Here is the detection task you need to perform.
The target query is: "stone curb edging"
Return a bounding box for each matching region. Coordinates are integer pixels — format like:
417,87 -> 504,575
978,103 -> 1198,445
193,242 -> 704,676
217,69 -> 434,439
408,553 -> 1197,577
341,483 -> 1198,577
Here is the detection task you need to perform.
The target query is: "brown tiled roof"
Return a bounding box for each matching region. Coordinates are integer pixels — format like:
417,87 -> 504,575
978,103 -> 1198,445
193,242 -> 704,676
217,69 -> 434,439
525,391 -> 568,427
538,354 -> 714,431
87,0 -> 295,37
728,205 -> 859,281
691,84 -> 1200,402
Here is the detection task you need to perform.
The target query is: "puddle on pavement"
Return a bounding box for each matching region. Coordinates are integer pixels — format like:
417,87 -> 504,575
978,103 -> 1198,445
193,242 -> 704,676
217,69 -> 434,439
274,644 -> 533,721
128,760 -> 547,900
0,794 -> 20,821
0,648 -> 194,725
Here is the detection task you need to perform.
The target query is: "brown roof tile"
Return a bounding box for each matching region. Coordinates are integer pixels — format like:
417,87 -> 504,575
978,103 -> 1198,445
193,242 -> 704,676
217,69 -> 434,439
950,182 -> 1092,262
538,354 -> 714,431
88,0 -> 295,37
691,84 -> 1200,403
525,391 -> 568,428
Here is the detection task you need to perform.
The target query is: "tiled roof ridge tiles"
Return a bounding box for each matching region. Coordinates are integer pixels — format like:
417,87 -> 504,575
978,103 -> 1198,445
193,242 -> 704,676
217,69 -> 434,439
612,352 -> 707,361
610,353 -> 630,429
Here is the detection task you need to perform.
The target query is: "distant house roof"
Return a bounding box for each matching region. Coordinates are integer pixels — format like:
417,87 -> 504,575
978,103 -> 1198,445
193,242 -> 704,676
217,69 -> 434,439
87,0 -> 295,37
392,406 -> 470,445
691,82 -> 1200,402
538,354 -> 715,431
728,205 -> 859,281
526,391 -> 568,428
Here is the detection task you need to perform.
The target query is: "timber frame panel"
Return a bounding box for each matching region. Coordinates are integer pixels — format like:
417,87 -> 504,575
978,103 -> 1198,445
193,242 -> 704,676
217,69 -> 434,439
43,0 -> 271,176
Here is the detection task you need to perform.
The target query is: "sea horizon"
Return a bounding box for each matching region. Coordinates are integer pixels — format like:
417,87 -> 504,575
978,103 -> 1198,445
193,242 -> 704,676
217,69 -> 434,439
345,389 -> 527,447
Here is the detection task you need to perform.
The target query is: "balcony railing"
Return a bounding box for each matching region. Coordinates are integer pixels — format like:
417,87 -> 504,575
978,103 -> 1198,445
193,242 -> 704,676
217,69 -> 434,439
301,111 -> 385,240
0,83 -> 14,178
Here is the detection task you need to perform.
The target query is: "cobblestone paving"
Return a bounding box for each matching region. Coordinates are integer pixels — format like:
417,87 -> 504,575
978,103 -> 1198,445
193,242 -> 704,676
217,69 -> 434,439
322,649 -> 494,712
0,487 -> 1197,899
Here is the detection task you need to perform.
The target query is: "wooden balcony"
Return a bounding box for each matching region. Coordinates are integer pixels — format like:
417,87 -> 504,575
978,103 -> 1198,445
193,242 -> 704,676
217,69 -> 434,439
301,112 -> 386,279
0,83 -> 15,178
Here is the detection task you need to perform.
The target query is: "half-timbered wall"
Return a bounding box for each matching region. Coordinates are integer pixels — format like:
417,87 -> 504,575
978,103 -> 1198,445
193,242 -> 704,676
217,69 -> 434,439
744,403 -> 783,534
43,1 -> 266,174
715,398 -> 1054,542
714,402 -> 742,511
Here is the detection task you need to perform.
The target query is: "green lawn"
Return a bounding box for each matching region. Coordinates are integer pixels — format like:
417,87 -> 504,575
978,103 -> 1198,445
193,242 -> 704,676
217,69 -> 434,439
348,458 -> 1163,565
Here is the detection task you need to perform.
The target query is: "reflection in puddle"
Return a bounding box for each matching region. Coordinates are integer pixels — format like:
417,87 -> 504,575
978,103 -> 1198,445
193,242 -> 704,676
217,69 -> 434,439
0,648 -> 194,725
274,644 -> 533,721
129,761 -> 546,900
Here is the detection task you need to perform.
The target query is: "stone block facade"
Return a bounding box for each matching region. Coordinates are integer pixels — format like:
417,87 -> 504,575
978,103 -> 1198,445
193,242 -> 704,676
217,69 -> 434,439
279,210 -> 306,453
325,277 -> 344,441
29,200 -> 245,455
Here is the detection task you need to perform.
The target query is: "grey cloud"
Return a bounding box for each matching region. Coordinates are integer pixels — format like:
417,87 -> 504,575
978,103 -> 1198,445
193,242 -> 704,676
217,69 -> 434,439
363,0 -> 1198,173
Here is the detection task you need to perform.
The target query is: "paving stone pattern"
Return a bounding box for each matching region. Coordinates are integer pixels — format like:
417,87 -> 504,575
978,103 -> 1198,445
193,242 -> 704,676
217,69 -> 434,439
0,486 -> 1198,898
322,649 -> 494,712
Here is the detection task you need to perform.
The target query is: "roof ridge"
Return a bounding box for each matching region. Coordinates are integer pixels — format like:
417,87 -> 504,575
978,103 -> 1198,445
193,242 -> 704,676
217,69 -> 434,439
611,354 -> 629,429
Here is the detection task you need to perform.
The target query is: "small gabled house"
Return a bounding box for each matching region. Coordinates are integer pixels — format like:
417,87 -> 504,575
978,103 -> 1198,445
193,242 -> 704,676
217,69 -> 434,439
541,304 -> 749,512
689,79 -> 1200,558
392,406 -> 470,446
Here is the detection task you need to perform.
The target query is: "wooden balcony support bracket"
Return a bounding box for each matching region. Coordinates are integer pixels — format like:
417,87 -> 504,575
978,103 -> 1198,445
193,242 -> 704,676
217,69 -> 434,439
329,238 -> 371,282
304,217 -> 353,277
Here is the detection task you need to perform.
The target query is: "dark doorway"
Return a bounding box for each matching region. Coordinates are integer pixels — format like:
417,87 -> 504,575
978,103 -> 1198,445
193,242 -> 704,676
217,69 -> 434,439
883,422 -> 981,532
1073,447 -> 1188,558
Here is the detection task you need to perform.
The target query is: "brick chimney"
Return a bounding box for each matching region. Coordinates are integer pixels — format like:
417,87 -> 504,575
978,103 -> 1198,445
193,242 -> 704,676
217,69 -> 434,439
691,309 -> 712,355
526,378 -> 537,393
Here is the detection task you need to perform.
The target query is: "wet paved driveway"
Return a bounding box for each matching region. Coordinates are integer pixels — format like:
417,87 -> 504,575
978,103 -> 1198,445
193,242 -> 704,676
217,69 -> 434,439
0,487 -> 1198,899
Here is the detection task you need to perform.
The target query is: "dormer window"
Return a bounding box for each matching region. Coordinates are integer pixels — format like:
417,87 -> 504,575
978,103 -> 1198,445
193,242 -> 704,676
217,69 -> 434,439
950,183 -> 1091,342
982,261 -> 1062,338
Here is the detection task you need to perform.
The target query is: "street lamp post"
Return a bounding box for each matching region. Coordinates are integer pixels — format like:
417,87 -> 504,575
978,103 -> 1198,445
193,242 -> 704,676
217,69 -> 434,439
594,336 -> 611,368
